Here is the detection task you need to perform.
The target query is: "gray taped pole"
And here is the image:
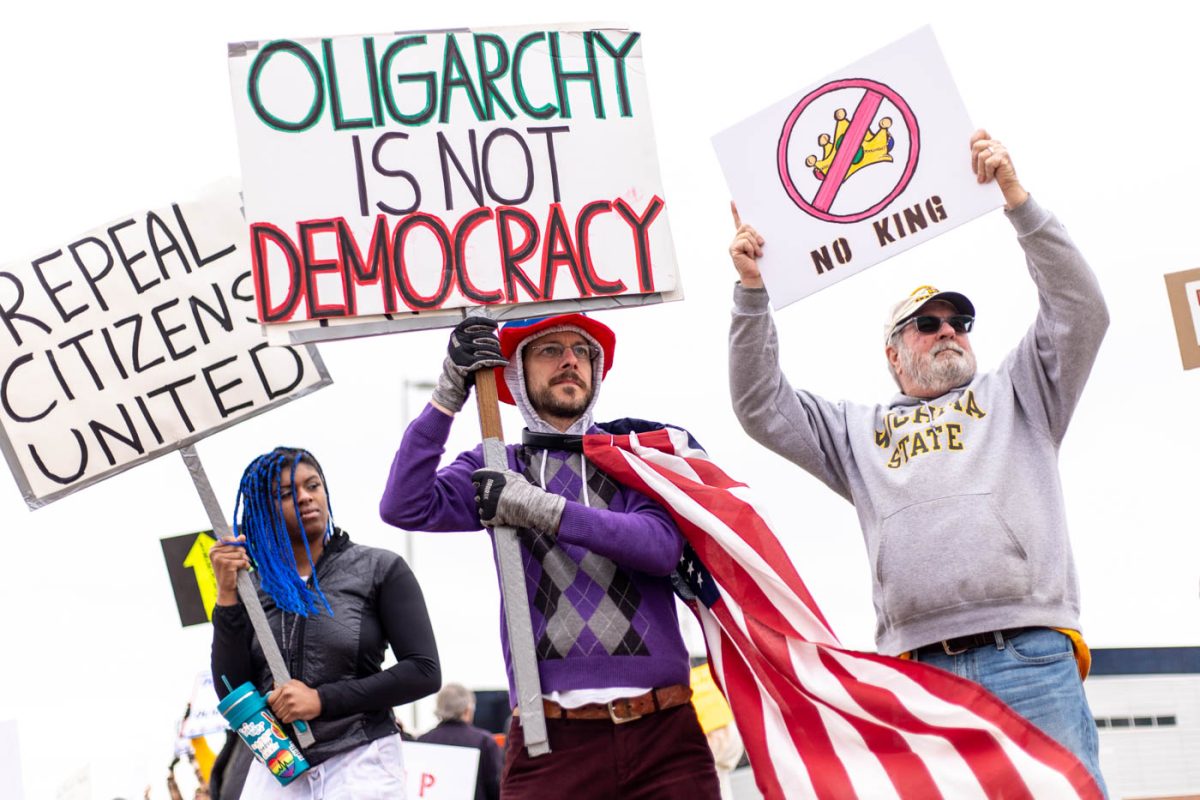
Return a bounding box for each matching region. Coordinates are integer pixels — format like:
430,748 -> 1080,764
179,445 -> 316,749
483,437 -> 551,756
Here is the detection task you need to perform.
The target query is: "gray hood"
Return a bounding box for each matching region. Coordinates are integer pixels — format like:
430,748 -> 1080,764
502,324 -> 605,435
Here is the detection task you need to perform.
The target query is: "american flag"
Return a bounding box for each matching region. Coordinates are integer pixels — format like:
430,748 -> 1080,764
583,427 -> 1102,800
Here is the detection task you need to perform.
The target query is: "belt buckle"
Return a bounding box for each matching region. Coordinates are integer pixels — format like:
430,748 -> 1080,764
607,698 -> 642,725
941,639 -> 968,656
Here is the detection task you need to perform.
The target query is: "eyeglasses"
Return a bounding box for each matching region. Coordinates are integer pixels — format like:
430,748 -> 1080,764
894,314 -> 975,336
527,342 -> 600,362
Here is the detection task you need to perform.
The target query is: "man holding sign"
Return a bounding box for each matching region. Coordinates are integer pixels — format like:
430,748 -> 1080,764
726,131 -> 1108,791
380,314 -> 719,799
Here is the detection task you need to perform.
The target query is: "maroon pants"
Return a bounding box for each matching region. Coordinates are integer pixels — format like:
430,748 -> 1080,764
501,704 -> 721,799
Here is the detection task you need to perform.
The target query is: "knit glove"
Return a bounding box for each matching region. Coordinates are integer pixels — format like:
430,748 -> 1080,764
471,468 -> 566,532
432,317 -> 507,413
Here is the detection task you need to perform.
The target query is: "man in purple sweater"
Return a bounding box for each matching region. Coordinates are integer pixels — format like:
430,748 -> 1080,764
380,313 -> 719,799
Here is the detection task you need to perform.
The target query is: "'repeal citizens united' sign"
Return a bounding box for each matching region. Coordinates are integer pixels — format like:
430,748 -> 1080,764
0,183 -> 329,508
227,26 -> 680,340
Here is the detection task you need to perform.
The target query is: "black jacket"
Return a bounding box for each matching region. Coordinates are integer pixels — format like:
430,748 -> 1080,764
212,530 -> 440,766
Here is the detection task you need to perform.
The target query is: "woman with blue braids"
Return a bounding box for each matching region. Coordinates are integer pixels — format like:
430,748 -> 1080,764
211,447 -> 441,799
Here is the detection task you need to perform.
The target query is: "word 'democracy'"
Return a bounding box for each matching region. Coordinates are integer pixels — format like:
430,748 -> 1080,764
229,27 -> 678,327
0,184 -> 329,507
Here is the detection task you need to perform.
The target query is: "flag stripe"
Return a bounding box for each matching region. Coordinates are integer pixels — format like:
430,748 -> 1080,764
582,432 -> 1102,800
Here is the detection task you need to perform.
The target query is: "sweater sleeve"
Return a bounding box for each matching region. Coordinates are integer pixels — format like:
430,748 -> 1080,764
555,485 -> 683,576
315,557 -> 441,718
210,602 -> 261,699
1001,197 -> 1109,444
380,403 -> 486,532
729,284 -> 855,501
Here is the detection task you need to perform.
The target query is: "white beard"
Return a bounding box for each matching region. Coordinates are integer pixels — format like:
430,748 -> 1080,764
900,340 -> 977,396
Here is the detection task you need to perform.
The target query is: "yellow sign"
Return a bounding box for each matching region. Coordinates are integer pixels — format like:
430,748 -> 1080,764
160,531 -> 219,627
184,533 -> 219,621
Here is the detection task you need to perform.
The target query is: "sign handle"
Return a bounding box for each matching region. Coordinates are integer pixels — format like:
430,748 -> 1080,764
179,445 -> 316,749
473,370 -> 550,757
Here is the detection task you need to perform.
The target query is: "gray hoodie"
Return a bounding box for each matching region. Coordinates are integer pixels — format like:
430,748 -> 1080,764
729,197 -> 1108,655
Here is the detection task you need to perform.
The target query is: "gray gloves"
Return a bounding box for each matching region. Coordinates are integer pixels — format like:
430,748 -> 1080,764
432,317 -> 508,413
472,468 -> 566,532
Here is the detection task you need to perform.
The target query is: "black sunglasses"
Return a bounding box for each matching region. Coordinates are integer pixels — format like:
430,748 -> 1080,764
896,314 -> 975,336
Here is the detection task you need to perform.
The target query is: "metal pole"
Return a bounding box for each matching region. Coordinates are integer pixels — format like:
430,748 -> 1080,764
473,370 -> 550,756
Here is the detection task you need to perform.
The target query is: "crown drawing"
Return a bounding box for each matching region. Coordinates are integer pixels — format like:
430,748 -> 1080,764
806,108 -> 894,182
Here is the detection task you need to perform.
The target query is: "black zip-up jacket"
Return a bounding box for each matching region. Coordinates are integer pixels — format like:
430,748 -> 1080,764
211,529 -> 440,766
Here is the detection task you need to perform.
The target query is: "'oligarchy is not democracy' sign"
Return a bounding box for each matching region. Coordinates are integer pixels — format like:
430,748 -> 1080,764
228,26 -> 678,328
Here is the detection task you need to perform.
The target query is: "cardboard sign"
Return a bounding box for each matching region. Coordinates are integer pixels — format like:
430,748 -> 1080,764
402,741 -> 481,799
227,26 -> 680,342
712,26 -> 1002,310
161,530 -> 219,627
0,183 -> 331,508
1164,267 -> 1200,370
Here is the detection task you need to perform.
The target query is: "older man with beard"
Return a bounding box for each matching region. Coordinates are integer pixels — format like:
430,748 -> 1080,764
725,130 -> 1110,792
380,313 -> 720,799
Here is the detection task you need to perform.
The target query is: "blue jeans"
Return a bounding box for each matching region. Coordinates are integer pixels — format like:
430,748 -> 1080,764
914,627 -> 1107,797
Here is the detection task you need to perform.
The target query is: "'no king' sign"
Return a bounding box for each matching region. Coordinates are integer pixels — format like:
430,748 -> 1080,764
227,25 -> 679,337
712,26 -> 1002,310
0,182 -> 330,508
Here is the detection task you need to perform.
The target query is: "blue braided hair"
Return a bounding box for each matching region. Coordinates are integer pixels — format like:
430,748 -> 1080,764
233,447 -> 334,616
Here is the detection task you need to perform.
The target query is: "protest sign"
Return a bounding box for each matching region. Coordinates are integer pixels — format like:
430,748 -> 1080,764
161,530 -> 218,626
1161,267 -> 1200,371
179,673 -> 226,741
0,182 -> 331,508
712,26 -> 1002,310
226,25 -> 680,343
401,741 -> 481,799
1164,268 -> 1200,370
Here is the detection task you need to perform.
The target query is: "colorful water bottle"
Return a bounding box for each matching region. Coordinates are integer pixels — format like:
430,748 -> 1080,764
217,680 -> 310,785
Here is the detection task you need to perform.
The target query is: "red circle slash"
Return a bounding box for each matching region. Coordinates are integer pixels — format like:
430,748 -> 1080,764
777,78 -> 920,224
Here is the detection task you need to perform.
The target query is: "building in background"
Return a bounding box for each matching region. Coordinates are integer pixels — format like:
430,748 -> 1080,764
1087,647 -> 1200,799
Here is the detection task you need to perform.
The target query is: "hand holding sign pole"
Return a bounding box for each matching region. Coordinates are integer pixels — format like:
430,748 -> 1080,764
473,366 -> 550,757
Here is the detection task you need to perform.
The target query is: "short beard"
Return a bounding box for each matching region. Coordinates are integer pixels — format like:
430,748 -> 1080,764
529,373 -> 594,421
899,340 -> 976,396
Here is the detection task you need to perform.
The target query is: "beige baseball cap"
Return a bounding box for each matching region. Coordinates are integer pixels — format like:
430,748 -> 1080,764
884,285 -> 975,343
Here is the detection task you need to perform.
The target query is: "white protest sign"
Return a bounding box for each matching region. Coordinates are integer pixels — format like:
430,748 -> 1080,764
712,26 -> 1002,310
0,182 -> 331,508
179,672 -> 226,739
402,741 -> 481,799
227,25 -> 680,342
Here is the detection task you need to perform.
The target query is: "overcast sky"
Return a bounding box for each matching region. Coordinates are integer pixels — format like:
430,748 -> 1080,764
2,2 -> 1197,797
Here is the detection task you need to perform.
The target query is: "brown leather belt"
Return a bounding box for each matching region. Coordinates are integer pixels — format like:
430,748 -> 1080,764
918,627 -> 1030,657
514,684 -> 692,724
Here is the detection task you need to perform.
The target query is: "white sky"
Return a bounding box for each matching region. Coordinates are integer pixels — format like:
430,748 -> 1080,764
1,3 -> 1197,798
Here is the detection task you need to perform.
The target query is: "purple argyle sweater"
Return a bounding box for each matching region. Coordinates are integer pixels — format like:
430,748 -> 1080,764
380,404 -> 690,708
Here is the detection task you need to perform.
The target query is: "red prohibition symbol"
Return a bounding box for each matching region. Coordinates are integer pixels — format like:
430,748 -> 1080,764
777,78 -> 920,224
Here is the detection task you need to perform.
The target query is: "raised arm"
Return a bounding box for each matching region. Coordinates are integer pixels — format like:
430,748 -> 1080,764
973,130 -> 1108,442
727,204 -> 855,500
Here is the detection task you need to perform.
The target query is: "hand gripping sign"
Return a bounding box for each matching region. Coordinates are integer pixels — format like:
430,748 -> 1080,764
227,25 -> 681,345
713,26 -> 1003,310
